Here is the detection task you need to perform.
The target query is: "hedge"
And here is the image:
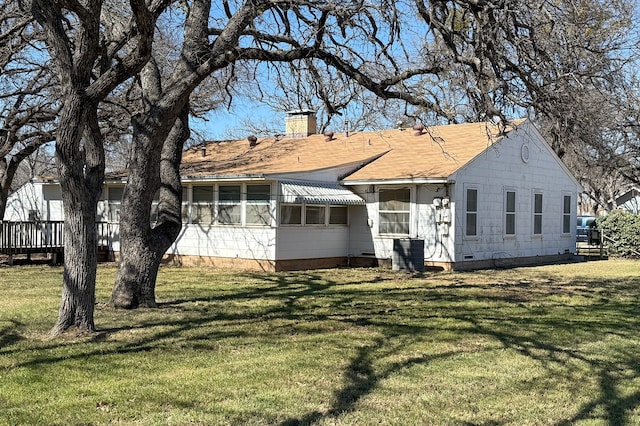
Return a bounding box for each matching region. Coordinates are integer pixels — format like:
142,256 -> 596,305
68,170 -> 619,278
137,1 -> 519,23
597,210 -> 640,257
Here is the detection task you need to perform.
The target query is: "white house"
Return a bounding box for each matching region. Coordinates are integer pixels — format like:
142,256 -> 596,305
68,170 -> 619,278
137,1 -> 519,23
4,113 -> 582,271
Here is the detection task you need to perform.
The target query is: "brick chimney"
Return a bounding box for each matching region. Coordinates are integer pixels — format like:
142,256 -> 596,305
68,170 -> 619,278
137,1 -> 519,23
285,110 -> 317,138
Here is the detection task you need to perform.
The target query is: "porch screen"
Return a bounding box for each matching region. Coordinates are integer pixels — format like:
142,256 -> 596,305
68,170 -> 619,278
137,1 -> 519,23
379,188 -> 410,235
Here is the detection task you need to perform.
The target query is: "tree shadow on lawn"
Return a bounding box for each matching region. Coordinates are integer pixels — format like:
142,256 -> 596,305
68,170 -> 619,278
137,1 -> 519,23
273,272 -> 640,426
0,320 -> 24,349
4,269 -> 640,425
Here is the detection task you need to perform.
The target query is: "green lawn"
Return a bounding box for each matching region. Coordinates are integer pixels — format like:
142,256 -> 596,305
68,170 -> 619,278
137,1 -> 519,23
1,259 -> 639,425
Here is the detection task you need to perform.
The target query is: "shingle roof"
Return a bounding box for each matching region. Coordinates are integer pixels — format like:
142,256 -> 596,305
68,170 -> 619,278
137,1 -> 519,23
179,119 -> 525,181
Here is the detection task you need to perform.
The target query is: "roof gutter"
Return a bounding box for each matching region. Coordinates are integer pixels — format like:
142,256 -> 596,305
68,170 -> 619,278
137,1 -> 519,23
341,178 -> 453,186
180,174 -> 267,183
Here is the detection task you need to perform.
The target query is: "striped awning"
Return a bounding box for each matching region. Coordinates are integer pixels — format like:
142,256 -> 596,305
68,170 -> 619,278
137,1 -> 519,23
280,181 -> 365,205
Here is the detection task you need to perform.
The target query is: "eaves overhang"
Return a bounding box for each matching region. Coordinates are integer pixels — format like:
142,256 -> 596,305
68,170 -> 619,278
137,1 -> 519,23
341,178 -> 453,186
180,174 -> 267,183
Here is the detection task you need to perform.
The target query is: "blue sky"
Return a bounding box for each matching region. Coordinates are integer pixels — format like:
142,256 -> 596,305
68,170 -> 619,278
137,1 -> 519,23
192,99 -> 284,141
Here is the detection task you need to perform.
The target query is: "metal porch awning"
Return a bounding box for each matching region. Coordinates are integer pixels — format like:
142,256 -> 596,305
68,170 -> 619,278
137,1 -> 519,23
280,181 -> 365,205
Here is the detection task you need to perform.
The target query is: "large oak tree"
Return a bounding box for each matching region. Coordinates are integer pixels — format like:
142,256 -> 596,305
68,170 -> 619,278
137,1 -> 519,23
109,0 -> 448,308
21,0 -> 639,331
112,0 -> 640,309
31,0 -> 166,335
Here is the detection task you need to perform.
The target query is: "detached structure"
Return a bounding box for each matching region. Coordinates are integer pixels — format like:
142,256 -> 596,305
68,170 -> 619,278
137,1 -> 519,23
614,187 -> 640,214
5,112 -> 581,271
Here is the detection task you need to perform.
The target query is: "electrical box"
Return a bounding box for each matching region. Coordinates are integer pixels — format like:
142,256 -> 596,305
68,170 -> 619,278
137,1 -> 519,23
441,209 -> 451,224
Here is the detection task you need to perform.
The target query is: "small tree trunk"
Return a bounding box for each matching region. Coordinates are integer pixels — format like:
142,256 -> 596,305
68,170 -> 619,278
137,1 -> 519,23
110,103 -> 189,309
0,162 -> 9,221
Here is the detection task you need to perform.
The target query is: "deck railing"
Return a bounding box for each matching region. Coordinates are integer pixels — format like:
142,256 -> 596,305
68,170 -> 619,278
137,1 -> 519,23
0,221 -> 113,256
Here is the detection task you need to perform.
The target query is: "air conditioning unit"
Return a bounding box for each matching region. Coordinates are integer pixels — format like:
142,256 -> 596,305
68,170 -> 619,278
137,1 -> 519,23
392,239 -> 425,272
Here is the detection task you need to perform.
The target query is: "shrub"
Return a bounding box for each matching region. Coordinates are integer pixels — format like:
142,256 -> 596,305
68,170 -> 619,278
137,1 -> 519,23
597,210 -> 640,257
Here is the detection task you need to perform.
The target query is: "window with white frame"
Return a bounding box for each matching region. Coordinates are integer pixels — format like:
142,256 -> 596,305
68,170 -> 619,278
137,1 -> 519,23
329,206 -> 348,224
246,184 -> 271,225
505,190 -> 516,235
562,195 -> 572,234
192,186 -> 214,224
280,204 -> 302,225
305,205 -> 326,225
217,185 -> 241,224
533,192 -> 543,235
465,188 -> 478,237
280,203 -> 349,226
181,187 -> 190,223
108,186 -> 124,222
379,188 -> 410,235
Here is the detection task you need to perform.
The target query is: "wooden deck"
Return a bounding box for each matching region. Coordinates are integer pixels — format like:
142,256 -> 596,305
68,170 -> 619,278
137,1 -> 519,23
0,221 -> 113,265
576,241 -> 608,260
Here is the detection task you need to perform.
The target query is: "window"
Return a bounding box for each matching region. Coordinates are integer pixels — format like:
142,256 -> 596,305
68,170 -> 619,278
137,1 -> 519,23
305,205 -> 326,225
465,188 -> 478,237
533,192 -> 543,235
108,186 -> 124,222
181,187 -> 190,223
192,186 -> 214,224
505,191 -> 516,235
562,195 -> 572,234
379,188 -> 410,235
218,185 -> 241,224
150,190 -> 160,223
281,204 -> 302,225
329,206 -> 348,225
246,184 -> 271,225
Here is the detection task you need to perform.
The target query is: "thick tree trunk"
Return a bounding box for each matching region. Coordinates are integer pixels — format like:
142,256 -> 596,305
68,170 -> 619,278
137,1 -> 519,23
50,204 -> 99,335
50,97 -> 104,336
110,104 -> 189,308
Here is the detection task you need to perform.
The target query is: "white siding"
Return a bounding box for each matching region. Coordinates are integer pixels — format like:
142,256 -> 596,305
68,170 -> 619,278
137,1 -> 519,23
4,182 -> 64,221
169,225 -> 276,260
347,189 -> 377,257
415,185 -> 455,263
450,122 -> 579,262
347,184 -> 455,263
276,226 -> 349,259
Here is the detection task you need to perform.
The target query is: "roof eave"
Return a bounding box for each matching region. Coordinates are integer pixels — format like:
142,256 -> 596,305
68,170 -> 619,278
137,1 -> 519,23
180,174 -> 267,182
341,177 -> 453,186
